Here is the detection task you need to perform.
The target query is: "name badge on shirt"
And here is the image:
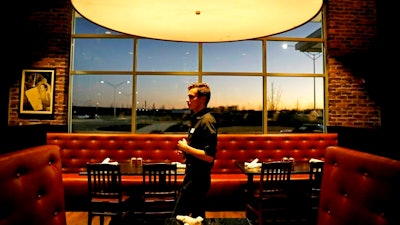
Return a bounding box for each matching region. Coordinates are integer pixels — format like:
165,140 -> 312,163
190,128 -> 195,133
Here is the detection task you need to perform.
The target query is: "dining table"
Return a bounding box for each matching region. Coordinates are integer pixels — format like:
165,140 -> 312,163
235,160 -> 316,188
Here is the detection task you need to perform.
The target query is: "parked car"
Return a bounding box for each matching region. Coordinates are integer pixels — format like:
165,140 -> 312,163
280,123 -> 323,133
77,114 -> 90,119
76,114 -> 100,119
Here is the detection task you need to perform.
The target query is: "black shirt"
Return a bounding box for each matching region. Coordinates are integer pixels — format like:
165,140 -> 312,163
185,108 -> 218,177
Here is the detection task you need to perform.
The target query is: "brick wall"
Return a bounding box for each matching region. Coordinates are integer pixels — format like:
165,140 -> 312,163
6,0 -> 383,129
326,0 -> 381,127
7,0 -> 72,126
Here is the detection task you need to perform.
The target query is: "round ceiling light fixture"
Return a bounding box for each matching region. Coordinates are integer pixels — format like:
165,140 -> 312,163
71,0 -> 323,42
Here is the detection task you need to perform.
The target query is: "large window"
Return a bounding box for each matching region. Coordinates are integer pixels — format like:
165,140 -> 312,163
71,11 -> 325,134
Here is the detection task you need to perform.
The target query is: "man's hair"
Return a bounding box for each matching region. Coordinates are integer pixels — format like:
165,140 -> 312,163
188,82 -> 211,105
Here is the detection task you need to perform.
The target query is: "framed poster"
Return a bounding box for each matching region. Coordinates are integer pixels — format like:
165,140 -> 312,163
20,69 -> 55,116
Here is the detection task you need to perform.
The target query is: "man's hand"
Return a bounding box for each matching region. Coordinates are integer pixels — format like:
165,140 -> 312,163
177,138 -> 188,153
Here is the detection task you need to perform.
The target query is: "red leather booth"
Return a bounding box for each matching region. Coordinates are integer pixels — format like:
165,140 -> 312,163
318,146 -> 400,225
47,132 -> 338,211
0,145 -> 66,225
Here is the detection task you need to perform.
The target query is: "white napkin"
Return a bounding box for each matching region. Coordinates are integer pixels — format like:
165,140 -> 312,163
176,215 -> 203,225
101,157 -> 110,163
171,162 -> 186,169
245,158 -> 262,168
309,158 -> 324,163
101,157 -> 119,165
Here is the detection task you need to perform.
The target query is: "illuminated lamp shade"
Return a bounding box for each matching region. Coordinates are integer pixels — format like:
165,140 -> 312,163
71,0 -> 323,43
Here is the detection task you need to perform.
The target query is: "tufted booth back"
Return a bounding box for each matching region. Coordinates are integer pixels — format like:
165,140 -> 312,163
0,145 -> 66,225
318,146 -> 400,225
47,133 -> 186,173
216,134 -> 337,173
47,133 -> 337,174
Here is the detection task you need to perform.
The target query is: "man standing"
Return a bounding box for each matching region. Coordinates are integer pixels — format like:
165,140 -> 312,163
174,82 -> 218,218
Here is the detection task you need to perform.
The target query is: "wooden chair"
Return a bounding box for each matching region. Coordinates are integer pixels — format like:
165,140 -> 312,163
245,161 -> 292,225
306,161 -> 324,223
141,163 -> 179,220
86,163 -> 131,225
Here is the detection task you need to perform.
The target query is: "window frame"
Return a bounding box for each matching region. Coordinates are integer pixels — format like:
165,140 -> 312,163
70,10 -> 327,134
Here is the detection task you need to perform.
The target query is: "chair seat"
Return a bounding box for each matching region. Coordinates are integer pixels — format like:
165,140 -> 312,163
91,195 -> 131,204
144,196 -> 176,202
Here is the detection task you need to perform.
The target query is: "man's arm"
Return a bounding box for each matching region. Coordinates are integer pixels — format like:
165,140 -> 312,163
177,139 -> 214,163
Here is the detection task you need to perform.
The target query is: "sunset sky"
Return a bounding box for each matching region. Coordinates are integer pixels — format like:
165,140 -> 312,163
72,19 -> 323,111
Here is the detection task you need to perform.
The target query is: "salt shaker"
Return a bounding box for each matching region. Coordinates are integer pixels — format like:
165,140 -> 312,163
137,157 -> 143,166
288,157 -> 295,171
130,157 -> 137,166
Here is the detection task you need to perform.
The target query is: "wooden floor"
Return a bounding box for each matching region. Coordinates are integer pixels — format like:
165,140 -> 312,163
66,211 -> 246,225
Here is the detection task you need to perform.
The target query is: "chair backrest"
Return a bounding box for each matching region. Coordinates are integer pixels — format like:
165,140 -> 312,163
142,163 -> 178,197
86,163 -> 123,201
260,161 -> 292,192
309,161 -> 324,192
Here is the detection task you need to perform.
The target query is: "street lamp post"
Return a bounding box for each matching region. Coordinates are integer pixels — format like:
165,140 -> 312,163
100,80 -> 130,117
118,91 -> 132,108
282,43 -> 321,110
302,51 -> 321,110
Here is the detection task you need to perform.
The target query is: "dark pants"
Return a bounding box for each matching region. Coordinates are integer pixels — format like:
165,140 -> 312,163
173,175 -> 211,218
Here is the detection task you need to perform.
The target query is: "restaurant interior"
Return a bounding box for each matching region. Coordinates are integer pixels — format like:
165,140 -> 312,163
1,0 -> 397,225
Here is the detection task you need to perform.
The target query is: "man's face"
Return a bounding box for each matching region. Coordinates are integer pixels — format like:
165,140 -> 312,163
186,88 -> 205,113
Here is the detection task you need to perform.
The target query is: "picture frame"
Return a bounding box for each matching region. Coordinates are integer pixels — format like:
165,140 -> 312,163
19,69 -> 55,117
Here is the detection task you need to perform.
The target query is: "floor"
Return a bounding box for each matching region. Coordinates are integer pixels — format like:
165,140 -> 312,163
66,211 -> 246,225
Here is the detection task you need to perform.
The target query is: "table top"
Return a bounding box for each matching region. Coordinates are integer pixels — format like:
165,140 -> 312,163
235,160 -> 312,175
164,218 -> 251,225
79,162 -> 186,175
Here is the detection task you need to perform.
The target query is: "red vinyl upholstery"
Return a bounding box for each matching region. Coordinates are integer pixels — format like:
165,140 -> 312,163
318,146 -> 400,225
46,132 -> 338,210
0,145 -> 66,225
